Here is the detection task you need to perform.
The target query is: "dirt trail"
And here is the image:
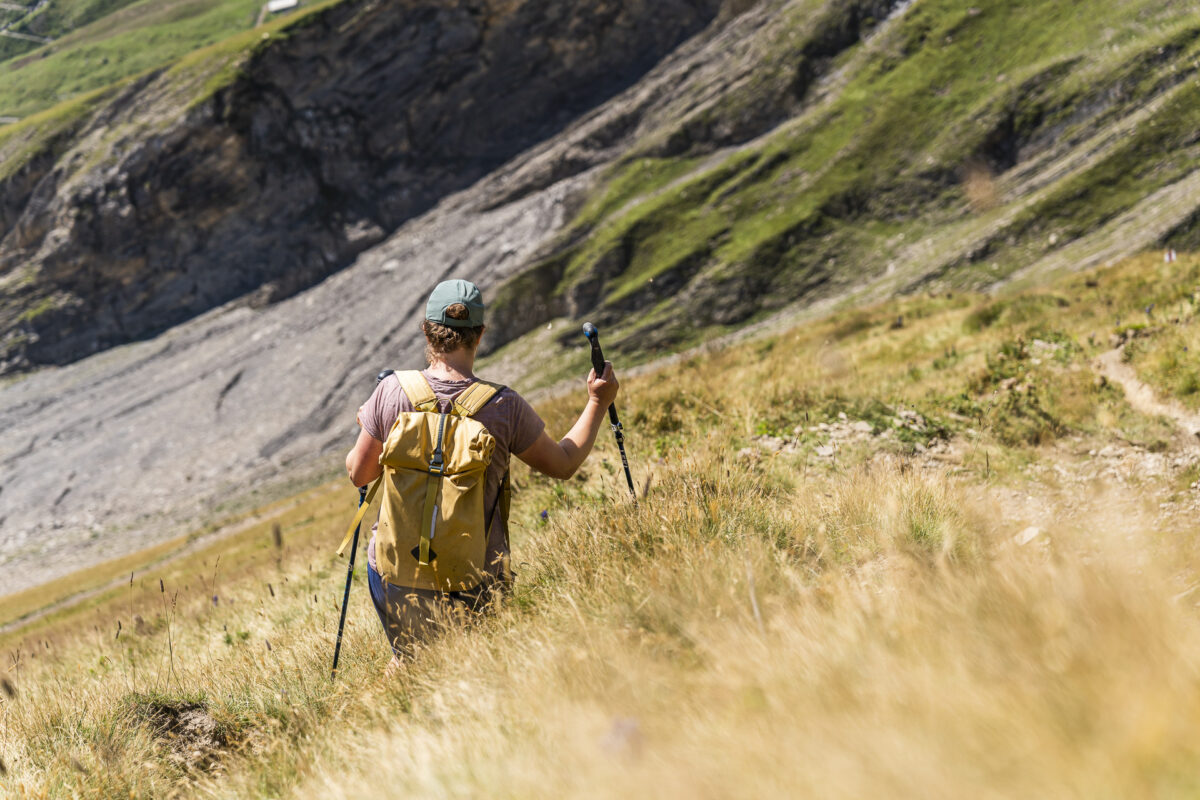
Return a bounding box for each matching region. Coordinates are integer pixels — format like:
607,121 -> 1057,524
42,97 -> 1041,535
1095,348 -> 1200,440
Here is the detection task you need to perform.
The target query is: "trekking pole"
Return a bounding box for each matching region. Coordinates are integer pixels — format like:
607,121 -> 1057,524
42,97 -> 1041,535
331,484 -> 366,680
330,369 -> 393,681
583,323 -> 636,503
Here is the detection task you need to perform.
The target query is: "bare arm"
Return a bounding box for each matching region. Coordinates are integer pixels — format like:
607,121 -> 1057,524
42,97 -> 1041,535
516,362 -> 619,480
345,426 -> 383,487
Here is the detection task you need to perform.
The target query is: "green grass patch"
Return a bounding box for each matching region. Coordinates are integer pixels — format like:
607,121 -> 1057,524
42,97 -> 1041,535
0,0 -> 263,119
490,0 -> 1200,363
0,82 -> 118,182
0,0 -> 142,61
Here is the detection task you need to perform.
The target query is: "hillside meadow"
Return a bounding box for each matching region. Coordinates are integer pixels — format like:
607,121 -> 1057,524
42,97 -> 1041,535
0,0 -> 264,119
3,253 -> 1200,796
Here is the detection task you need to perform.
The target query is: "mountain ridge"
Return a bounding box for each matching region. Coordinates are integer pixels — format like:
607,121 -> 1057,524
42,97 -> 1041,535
4,0 -> 1200,595
0,0 -> 725,373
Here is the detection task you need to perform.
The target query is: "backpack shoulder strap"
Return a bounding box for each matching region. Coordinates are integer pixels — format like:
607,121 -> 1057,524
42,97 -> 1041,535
397,370 -> 439,412
452,380 -> 504,417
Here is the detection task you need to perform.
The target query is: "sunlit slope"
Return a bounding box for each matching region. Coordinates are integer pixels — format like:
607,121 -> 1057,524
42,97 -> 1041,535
0,0 -> 722,375
486,0 -> 1200,376
0,0 -> 144,62
0,0 -> 270,119
4,252 -> 1200,797
6,0 -> 1200,379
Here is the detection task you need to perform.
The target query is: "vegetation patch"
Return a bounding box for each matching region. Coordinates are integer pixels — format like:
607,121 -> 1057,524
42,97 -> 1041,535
0,0 -> 263,120
0,83 -> 116,183
6,253 -> 1200,797
126,692 -> 236,771
486,0 -> 1200,372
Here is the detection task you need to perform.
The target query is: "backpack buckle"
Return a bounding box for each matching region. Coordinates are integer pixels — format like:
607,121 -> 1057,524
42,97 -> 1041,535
428,413 -> 448,475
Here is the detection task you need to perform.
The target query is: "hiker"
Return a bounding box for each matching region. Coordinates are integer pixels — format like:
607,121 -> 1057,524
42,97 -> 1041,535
344,279 -> 619,666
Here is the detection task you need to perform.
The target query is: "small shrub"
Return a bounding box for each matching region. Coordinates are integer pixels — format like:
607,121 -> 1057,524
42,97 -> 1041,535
790,467 -> 979,568
932,346 -> 960,370
990,385 -> 1065,446
963,301 -> 1007,333
831,309 -> 877,340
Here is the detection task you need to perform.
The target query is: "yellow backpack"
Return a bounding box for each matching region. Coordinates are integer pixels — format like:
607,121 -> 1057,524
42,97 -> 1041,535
338,371 -> 504,592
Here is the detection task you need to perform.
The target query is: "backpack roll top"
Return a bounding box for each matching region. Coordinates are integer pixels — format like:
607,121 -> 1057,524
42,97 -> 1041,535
373,371 -> 502,592
378,400 -> 496,468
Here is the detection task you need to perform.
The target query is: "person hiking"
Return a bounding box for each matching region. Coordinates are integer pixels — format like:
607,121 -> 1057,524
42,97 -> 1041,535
344,279 -> 619,668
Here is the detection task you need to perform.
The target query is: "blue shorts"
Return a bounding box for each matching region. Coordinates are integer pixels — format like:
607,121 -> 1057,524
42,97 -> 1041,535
367,563 -> 492,658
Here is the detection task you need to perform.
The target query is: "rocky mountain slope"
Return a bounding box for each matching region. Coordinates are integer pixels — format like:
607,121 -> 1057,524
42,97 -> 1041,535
480,0 -> 1200,358
0,0 -> 750,593
4,0 -> 1200,595
0,0 -> 723,373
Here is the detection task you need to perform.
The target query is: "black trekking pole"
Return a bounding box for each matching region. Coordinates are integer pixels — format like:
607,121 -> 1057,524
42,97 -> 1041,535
583,323 -> 636,503
331,369 -> 394,680
331,484 -> 366,680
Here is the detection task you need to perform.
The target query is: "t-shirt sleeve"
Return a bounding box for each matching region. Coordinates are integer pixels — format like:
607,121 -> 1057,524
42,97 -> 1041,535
507,390 -> 546,454
357,376 -> 398,442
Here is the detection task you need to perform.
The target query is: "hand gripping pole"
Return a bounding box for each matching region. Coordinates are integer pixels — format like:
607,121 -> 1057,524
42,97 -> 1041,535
583,323 -> 636,503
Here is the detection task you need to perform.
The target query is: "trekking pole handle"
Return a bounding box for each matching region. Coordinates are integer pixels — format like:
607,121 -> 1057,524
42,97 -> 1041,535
583,323 -> 637,503
583,322 -> 619,424
582,322 -> 606,376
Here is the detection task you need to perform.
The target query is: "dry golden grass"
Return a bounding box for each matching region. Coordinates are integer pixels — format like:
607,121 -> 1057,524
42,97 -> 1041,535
963,160 -> 1000,213
3,253 -> 1200,797
0,537 -> 184,632
298,472 -> 1200,799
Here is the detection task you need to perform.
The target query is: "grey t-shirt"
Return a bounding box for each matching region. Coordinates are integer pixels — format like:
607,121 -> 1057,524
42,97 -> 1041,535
357,369 -> 545,578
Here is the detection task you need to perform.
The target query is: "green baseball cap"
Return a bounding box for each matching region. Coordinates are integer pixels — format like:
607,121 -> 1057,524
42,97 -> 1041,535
425,279 -> 485,327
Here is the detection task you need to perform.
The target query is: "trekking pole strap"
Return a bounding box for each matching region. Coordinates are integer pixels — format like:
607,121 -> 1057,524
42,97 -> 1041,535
336,476 -> 383,557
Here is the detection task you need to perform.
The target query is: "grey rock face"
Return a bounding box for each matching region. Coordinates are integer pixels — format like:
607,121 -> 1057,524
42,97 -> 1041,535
0,0 -> 723,374
0,0 -> 776,598
0,173 -> 583,595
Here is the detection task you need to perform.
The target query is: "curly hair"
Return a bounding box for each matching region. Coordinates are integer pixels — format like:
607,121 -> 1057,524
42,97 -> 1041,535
422,303 -> 484,362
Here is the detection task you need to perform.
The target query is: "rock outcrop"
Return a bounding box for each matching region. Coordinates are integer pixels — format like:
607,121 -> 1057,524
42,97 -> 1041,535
0,0 -> 762,595
0,0 -> 723,374
6,0 -> 1200,600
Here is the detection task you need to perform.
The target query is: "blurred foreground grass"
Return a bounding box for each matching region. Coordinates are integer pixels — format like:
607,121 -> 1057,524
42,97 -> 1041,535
3,252 -> 1200,797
